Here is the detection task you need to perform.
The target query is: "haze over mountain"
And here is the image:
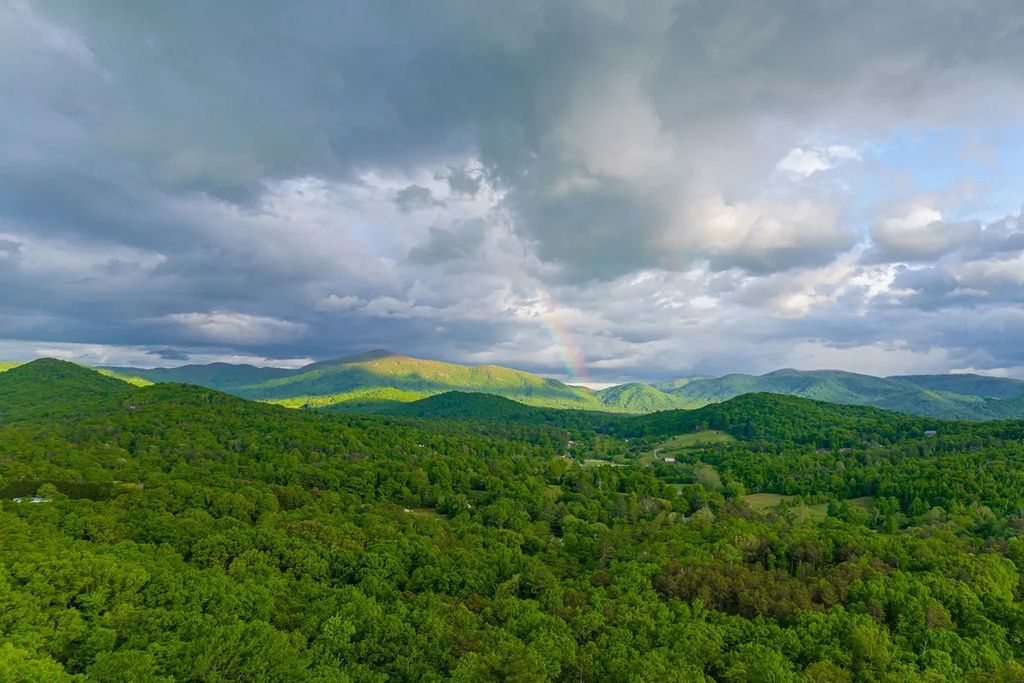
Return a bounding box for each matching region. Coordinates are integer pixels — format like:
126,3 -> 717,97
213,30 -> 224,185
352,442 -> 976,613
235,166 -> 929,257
78,350 -> 1024,419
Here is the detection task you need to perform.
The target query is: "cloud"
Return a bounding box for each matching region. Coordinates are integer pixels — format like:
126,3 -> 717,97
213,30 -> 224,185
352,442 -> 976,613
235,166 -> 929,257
161,312 -> 309,345
316,294 -> 363,311
956,252 -> 1024,287
669,196 -> 854,272
776,145 -> 860,177
445,164 -> 483,196
407,222 -> 489,265
2,1 -> 1024,380
0,238 -> 20,257
148,347 -> 190,362
394,185 -> 443,212
870,205 -> 980,261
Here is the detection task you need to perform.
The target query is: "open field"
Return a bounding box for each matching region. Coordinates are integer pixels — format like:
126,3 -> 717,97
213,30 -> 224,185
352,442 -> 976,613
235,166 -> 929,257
582,458 -> 624,467
743,492 -> 795,510
640,430 -> 738,466
743,493 -> 877,522
658,430 -> 736,450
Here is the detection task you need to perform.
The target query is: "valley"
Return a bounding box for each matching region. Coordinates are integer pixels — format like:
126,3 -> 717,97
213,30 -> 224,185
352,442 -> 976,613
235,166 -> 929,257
2,359 -> 1024,679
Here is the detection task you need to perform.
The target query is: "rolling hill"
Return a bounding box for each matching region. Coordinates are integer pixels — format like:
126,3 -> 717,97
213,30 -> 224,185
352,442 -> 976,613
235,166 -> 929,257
107,350 -> 618,412
4,362 -> 1024,679
0,358 -> 137,420
103,361 -> 293,390
73,352 -> 1024,419
615,392 -> 958,446
594,382 -> 695,412
657,368 -> 1024,420
890,373 -> 1024,400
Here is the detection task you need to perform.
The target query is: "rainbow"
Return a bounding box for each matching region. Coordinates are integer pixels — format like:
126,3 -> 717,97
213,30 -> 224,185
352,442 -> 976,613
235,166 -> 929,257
540,311 -> 588,384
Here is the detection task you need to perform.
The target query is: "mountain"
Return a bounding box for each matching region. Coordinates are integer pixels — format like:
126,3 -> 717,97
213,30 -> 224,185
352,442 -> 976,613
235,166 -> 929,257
371,390 -> 625,434
656,373 -> 762,403
891,373 -> 1024,400
98,350 -> 1024,419
617,392 -> 949,446
388,390 -> 544,420
595,382 -> 695,412
104,361 -> 293,390
0,358 -> 136,420
657,368 -> 1024,420
106,350 -> 616,412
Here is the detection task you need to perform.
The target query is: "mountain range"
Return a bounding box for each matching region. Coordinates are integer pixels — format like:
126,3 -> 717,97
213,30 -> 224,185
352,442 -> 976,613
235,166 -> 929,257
656,368 -> 1024,420
4,350 -> 1024,419
0,359 -> 956,444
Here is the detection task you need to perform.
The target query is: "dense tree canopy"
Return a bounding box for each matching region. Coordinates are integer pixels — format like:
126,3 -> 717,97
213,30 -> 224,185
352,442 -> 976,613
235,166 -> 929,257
1,361 -> 1024,680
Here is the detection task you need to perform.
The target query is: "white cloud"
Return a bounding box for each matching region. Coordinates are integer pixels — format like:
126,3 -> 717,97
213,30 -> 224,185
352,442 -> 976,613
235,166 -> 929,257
665,195 -> 852,271
0,339 -> 313,368
161,312 -> 308,345
776,145 -> 860,177
955,252 -> 1024,287
871,205 -> 980,259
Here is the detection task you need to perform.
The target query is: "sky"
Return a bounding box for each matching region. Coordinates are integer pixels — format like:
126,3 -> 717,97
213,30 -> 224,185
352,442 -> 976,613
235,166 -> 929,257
2,0 -> 1024,383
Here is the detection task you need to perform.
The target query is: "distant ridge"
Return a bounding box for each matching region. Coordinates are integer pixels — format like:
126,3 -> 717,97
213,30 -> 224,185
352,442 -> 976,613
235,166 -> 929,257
84,351 -> 1024,419
105,351 -> 619,412
658,368 -> 1024,419
303,348 -> 398,368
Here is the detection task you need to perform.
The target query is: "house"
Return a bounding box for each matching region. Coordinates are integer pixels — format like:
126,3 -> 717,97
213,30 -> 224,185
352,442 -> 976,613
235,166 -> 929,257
663,457 -> 676,463
924,430 -> 937,437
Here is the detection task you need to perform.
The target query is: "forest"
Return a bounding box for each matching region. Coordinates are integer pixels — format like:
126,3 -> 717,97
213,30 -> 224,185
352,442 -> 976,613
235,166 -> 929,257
1,359 -> 1024,681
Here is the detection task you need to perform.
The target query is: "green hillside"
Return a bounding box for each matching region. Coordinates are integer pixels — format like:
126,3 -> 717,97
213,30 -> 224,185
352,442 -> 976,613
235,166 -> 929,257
390,390 -> 542,420
0,362 -> 20,373
96,352 -> 1024,420
659,368 -> 1024,419
380,391 -> 626,434
617,392 -> 950,446
595,382 -> 694,412
245,351 -> 606,410
0,358 -> 137,421
893,373 -> 1024,399
657,373 -> 760,404
106,350 -> 616,412
95,368 -> 153,387
3,361 -> 1024,679
104,362 -> 293,390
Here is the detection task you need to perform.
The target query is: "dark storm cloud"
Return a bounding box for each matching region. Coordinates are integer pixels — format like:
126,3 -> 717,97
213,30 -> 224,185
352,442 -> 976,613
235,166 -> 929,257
148,347 -> 190,362
394,185 -> 443,213
407,222 -> 489,265
2,0 -> 1024,377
